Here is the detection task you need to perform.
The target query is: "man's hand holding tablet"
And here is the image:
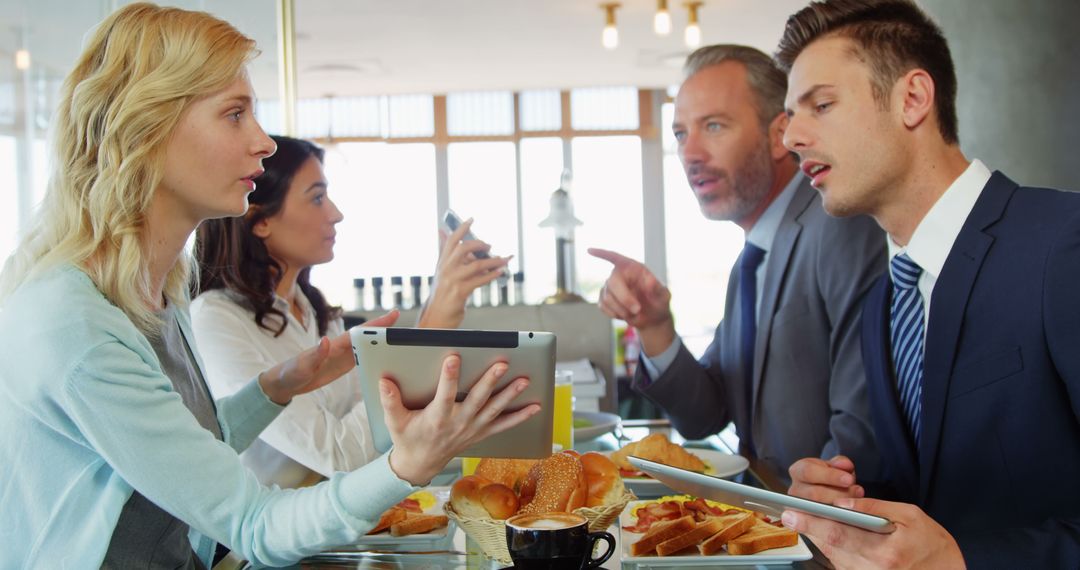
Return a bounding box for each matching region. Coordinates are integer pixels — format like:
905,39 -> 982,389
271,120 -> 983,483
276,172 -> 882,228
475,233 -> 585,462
784,456 -> 964,570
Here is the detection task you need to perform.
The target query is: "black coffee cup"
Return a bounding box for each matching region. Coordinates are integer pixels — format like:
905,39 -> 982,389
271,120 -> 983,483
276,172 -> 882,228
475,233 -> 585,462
505,512 -> 615,570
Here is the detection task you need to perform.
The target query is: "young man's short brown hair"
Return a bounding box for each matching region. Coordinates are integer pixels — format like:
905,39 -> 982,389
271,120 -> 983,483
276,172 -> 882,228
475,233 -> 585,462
775,0 -> 959,144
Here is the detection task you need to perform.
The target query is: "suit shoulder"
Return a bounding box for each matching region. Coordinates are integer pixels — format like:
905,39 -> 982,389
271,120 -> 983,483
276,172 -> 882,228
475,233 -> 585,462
1012,185 -> 1080,209
794,190 -> 884,249
998,185 -> 1080,238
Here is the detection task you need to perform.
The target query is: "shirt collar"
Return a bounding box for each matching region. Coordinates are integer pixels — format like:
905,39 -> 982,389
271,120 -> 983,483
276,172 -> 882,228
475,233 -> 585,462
746,172 -> 803,251
273,289 -> 315,330
887,159 -> 992,280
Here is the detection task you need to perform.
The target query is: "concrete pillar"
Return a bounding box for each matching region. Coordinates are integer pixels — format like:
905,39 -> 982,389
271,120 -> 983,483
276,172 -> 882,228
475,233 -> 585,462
921,0 -> 1080,190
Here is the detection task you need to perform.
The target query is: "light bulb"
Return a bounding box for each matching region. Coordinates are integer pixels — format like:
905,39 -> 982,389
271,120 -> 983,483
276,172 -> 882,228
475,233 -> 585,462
600,3 -> 620,50
602,24 -> 619,50
14,49 -> 30,71
654,10 -> 672,35
684,23 -> 701,48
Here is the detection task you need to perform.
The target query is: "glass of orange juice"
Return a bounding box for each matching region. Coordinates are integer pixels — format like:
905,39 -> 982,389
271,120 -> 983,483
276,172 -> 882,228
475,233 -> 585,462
462,371 -> 573,475
461,456 -> 481,476
553,370 -> 574,452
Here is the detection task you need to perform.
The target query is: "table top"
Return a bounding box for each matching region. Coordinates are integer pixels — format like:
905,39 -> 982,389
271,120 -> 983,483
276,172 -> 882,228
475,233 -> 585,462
223,420 -> 833,570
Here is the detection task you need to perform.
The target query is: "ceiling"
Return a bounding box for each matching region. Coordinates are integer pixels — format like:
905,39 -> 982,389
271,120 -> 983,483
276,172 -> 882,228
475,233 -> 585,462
0,0 -> 810,100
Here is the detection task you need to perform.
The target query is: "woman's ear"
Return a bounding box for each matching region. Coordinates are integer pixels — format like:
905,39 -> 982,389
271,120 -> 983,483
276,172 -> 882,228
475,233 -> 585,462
252,217 -> 271,239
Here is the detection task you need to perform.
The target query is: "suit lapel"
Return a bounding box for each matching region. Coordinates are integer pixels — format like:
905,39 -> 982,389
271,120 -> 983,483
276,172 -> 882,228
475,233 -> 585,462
753,183 -> 813,412
918,172 -> 1016,501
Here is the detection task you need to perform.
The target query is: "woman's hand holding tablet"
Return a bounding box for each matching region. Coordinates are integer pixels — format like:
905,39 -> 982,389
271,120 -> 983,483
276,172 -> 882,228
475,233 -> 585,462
381,354 -> 540,486
352,327 -> 557,460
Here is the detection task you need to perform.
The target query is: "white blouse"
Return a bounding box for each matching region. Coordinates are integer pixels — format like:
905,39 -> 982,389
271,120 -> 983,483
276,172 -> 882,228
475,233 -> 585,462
190,288 -> 377,488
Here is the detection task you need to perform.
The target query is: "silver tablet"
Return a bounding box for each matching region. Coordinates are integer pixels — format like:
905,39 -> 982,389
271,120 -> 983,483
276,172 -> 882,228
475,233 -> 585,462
351,327 -> 556,458
628,456 -> 895,533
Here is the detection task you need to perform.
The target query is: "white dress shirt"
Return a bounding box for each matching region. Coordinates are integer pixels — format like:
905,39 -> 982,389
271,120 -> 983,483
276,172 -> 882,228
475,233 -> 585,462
887,159 -> 992,327
191,289 -> 378,488
642,173 -> 804,378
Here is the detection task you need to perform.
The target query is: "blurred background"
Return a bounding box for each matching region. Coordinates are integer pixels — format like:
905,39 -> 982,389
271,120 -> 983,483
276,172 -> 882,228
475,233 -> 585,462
0,0 -> 1076,363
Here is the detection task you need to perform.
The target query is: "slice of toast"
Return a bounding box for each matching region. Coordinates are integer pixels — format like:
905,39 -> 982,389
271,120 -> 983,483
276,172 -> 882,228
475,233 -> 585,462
629,515 -> 695,556
697,512 -> 755,555
655,517 -> 725,556
726,518 -> 798,555
389,514 -> 449,537
368,507 -> 408,535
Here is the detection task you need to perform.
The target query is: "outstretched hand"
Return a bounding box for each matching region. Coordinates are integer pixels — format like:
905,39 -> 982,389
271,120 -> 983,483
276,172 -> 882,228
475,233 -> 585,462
258,309 -> 400,405
588,247 -> 674,353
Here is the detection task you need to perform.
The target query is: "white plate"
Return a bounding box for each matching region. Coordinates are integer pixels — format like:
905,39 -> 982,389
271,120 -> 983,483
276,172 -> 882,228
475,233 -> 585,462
607,449 -> 749,498
573,411 -> 621,442
355,486 -> 455,546
619,499 -> 813,566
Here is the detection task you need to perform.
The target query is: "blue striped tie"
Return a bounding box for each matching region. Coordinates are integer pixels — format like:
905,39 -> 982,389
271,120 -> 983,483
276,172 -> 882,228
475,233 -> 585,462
889,253 -> 925,445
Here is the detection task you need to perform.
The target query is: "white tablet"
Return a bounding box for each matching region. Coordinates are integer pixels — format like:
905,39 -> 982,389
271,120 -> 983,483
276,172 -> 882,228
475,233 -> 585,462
628,455 -> 895,533
351,327 -> 556,458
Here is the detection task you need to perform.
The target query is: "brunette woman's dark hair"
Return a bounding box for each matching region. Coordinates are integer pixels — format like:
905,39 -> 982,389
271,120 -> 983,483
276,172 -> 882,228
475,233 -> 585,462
194,135 -> 340,337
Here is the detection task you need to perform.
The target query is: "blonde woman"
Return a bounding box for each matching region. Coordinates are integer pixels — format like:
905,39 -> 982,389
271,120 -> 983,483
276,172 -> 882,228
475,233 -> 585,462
0,4 -> 537,568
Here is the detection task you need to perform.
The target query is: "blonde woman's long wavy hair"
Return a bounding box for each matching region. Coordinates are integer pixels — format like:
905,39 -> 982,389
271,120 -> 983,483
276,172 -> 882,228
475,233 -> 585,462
0,3 -> 256,333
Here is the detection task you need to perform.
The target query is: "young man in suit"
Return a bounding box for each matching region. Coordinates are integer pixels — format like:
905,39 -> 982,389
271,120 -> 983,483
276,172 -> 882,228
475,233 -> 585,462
590,45 -> 885,482
777,1 -> 1080,567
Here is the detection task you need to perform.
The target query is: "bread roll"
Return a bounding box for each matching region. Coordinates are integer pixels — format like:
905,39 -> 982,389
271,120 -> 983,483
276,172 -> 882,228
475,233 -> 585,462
518,451 -> 587,515
449,475 -> 519,520
478,482 -> 519,519
580,451 -> 626,507
474,458 -> 538,493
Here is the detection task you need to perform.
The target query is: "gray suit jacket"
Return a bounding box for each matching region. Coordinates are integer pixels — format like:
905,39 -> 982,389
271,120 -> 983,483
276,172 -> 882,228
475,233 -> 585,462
634,179 -> 885,481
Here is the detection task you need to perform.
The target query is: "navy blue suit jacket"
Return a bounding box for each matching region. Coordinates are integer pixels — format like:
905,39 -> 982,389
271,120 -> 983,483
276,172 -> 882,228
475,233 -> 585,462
862,172 -> 1080,568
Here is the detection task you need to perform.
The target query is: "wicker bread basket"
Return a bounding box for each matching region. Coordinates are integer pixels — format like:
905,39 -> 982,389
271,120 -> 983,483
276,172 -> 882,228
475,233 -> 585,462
444,489 -> 636,564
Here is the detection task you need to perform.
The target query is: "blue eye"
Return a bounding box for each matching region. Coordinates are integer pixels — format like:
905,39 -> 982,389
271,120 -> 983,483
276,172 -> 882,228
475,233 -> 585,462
705,122 -> 723,132
673,130 -> 686,142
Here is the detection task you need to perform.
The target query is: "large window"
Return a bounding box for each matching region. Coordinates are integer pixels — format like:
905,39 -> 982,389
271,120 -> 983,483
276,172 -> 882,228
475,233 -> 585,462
297,87 -> 649,311
313,142 -> 438,310
0,137 -> 18,261
571,136 -> 644,301
0,0 -> 277,278
519,137 -> 565,304
447,142 -> 519,273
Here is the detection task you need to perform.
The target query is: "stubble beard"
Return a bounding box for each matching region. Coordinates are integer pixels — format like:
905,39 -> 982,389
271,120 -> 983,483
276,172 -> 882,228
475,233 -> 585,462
695,137 -> 775,223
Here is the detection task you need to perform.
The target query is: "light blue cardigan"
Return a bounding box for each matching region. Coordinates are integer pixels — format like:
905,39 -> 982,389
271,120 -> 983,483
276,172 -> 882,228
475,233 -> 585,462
0,266 -> 417,568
